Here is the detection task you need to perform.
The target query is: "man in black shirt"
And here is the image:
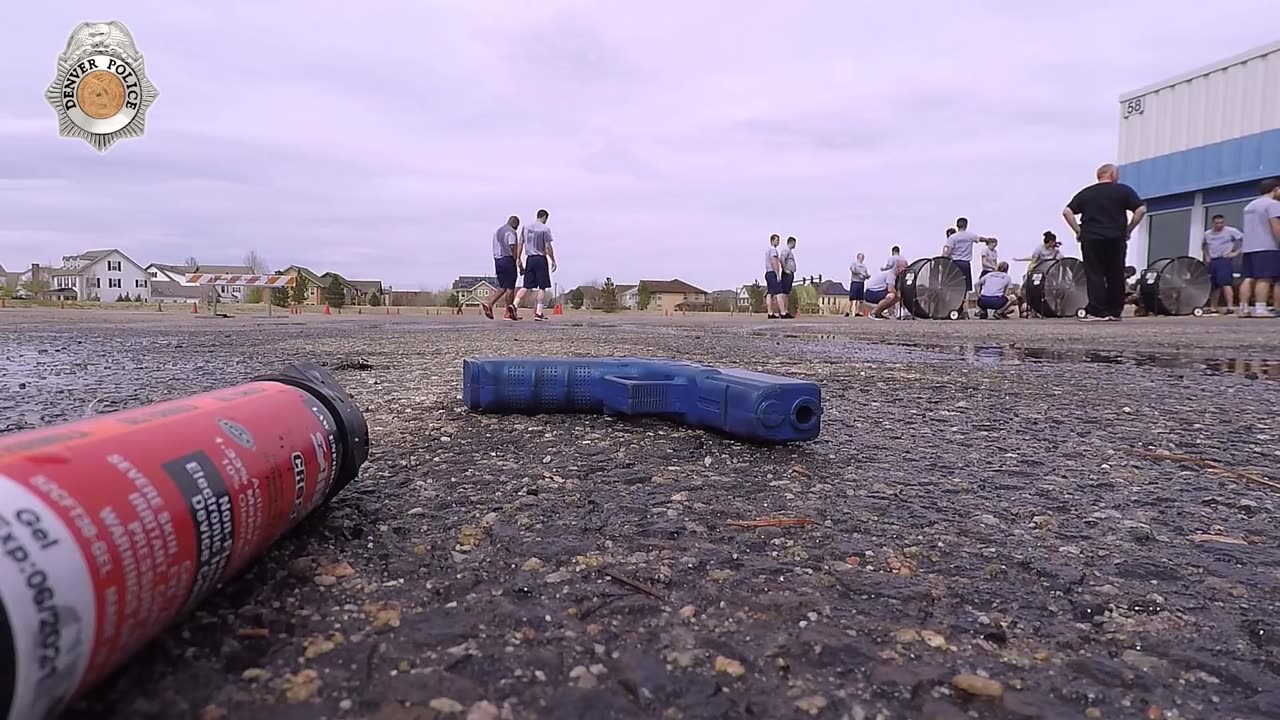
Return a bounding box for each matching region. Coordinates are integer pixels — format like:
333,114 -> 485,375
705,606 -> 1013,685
1063,164 -> 1147,321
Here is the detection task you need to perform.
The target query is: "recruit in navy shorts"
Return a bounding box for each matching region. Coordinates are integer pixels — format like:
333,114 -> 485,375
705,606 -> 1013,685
494,256 -> 517,290
864,288 -> 888,304
523,255 -> 552,290
848,281 -> 865,301
1241,250 -> 1280,281
765,271 -> 782,295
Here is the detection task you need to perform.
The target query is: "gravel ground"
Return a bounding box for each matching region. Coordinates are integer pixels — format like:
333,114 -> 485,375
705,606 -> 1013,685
2,309 -> 1279,720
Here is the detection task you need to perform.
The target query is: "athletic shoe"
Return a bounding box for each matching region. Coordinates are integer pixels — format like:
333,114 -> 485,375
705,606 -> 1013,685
843,312 -> 850,317
1202,309 -> 1218,316
1077,315 -> 1107,322
767,314 -> 779,319
1238,307 -> 1252,318
533,312 -> 547,321
1251,308 -> 1277,318
480,303 -> 495,320
505,305 -> 520,321
782,313 -> 795,319
1105,316 -> 1122,322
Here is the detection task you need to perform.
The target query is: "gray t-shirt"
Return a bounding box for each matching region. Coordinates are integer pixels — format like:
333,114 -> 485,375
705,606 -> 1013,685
781,247 -> 796,274
1242,196 -> 1280,253
865,267 -> 895,292
881,253 -> 900,271
978,270 -> 1011,297
1030,244 -> 1060,266
764,246 -> 780,273
944,230 -> 978,262
492,225 -> 517,259
981,244 -> 998,271
1202,227 -> 1242,259
521,222 -> 554,256
849,261 -> 869,282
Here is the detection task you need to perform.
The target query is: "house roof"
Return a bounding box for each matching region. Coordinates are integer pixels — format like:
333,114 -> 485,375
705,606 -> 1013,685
285,265 -> 326,284
150,280 -> 208,299
151,263 -> 256,275
54,249 -> 147,275
638,279 -> 707,294
347,279 -> 383,293
319,272 -> 358,288
615,284 -> 637,295
815,280 -> 848,295
71,249 -> 114,262
452,275 -> 498,290
709,289 -> 738,297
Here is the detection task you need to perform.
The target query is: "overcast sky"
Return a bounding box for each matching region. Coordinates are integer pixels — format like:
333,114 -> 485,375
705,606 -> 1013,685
3,2 -> 1278,291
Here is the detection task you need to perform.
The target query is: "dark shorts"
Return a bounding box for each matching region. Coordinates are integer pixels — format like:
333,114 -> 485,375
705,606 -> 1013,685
977,294 -> 1008,311
953,259 -> 973,291
864,287 -> 888,304
765,271 -> 782,295
780,272 -> 795,294
1207,257 -> 1234,289
494,256 -> 517,290
523,254 -> 551,290
848,281 -> 865,301
1241,250 -> 1280,281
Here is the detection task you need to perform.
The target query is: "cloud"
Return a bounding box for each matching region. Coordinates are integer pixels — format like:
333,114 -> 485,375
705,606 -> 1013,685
3,0 -> 1280,290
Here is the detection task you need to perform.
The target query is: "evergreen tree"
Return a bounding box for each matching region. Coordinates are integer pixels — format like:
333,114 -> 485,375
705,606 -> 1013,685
445,292 -> 461,308
599,278 -> 619,313
291,275 -> 311,306
747,281 -> 767,314
368,291 -> 383,307
636,282 -> 652,310
568,287 -> 585,309
325,277 -> 347,308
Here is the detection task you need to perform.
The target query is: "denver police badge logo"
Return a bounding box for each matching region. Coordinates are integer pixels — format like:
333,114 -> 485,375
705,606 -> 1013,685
45,21 -> 158,152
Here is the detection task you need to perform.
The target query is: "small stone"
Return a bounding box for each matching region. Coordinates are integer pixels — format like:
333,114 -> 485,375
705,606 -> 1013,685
313,574 -> 337,587
545,570 -> 572,583
671,491 -> 689,502
973,513 -> 999,526
714,655 -> 746,677
678,605 -> 697,620
894,628 -> 921,644
467,701 -> 501,720
339,699 -> 354,712
952,673 -> 1003,697
282,669 -> 321,703
794,695 -> 828,715
304,637 -> 337,659
669,651 -> 697,668
318,561 -> 356,578
200,706 -> 227,720
708,569 -> 733,582
241,668 -> 270,682
920,630 -> 948,649
430,697 -> 466,714
1121,649 -> 1167,672
1095,584 -> 1121,596
1030,515 -> 1053,528
407,507 -> 427,516
569,665 -> 599,688
480,511 -> 500,528
455,525 -> 486,550
521,557 -> 546,572
1122,406 -> 1133,414
288,558 -> 315,577
1086,709 -> 1102,719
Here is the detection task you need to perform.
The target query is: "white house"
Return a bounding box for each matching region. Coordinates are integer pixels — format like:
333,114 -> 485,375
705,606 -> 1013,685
50,249 -> 151,302
146,263 -> 254,303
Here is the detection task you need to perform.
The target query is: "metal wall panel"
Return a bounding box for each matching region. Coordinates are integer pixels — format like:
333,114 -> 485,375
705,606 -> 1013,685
1118,49 -> 1280,164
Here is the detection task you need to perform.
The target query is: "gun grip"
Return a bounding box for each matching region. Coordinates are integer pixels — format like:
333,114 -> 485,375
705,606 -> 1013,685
599,376 -> 686,416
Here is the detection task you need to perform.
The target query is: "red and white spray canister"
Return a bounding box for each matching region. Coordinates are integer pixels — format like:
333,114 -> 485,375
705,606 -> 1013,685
0,362 -> 369,720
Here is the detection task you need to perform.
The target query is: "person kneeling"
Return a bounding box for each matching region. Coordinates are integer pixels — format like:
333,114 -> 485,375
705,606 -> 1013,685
865,261 -> 905,319
976,262 -> 1017,319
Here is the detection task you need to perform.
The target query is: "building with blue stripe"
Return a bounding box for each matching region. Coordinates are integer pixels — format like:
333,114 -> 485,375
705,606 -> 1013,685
1118,41 -> 1280,268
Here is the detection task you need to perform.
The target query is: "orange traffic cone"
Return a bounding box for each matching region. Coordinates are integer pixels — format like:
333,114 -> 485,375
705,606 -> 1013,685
156,302 -> 162,312
191,303 -> 198,314
553,304 -> 563,315
324,305 -> 331,315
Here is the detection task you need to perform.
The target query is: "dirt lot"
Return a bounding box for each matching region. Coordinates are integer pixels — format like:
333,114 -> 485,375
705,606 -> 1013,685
2,309 -> 1279,720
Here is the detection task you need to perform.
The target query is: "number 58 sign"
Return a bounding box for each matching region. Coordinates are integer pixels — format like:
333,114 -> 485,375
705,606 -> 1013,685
1123,97 -> 1145,119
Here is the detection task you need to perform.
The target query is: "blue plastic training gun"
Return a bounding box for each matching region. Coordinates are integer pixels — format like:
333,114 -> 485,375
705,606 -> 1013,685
462,357 -> 822,443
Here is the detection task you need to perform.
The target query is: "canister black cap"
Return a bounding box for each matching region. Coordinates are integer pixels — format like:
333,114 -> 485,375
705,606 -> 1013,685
253,361 -> 370,496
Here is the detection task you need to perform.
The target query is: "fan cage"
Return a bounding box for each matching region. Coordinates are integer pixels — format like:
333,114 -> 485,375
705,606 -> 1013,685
1025,257 -> 1088,318
1138,256 -> 1210,316
900,257 -> 968,319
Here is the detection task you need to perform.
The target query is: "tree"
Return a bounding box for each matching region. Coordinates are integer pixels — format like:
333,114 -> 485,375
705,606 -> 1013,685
636,282 -> 652,310
242,250 -> 269,303
22,277 -> 49,297
270,274 -> 291,308
184,256 -> 199,267
445,292 -> 461,308
599,278 -> 620,313
747,281 -> 766,314
325,277 -> 347,308
368,291 -> 383,307
291,274 -> 311,305
568,287 -> 585,309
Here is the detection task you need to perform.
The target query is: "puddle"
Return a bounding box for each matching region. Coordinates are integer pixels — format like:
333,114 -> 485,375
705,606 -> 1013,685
907,343 -> 1280,380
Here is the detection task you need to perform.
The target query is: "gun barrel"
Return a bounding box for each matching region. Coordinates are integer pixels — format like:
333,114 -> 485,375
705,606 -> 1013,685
462,357 -> 821,443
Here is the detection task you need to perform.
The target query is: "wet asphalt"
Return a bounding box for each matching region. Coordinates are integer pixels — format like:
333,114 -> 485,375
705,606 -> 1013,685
2,308 -> 1279,720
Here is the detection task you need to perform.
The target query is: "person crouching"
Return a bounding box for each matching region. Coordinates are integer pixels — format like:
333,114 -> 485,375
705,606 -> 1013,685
976,262 -> 1017,319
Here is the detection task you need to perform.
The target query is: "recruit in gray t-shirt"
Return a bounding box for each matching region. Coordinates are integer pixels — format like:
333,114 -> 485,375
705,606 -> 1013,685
944,230 -> 978,261
1030,244 -> 1060,265
521,222 -> 554,256
978,270 -> 1011,297
1202,227 -> 1243,259
781,247 -> 796,274
493,225 -> 517,259
849,261 -> 869,282
1241,197 -> 1280,253
765,246 -> 780,273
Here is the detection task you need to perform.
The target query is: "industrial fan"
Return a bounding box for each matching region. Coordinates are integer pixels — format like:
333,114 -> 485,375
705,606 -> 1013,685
1138,256 -> 1210,316
1025,257 -> 1089,318
900,257 -> 968,320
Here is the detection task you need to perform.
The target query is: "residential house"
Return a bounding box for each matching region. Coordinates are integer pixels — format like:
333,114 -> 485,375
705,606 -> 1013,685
45,250 -> 151,302
282,266 -> 328,305
629,279 -> 708,313
609,284 -> 637,309
814,280 -> 849,314
317,272 -> 361,305
150,280 -> 207,304
451,275 -> 499,307
388,290 -> 435,307
347,279 -> 384,304
145,263 -> 255,303
708,290 -> 738,313
0,263 -> 19,294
